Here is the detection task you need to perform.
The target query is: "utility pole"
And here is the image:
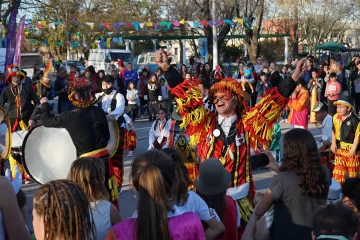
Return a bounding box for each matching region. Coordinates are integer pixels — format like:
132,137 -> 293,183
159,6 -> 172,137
212,0 -> 218,67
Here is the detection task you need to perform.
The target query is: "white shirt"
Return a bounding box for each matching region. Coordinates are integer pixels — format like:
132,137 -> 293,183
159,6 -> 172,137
321,114 -> 333,142
126,89 -> 139,105
217,114 -> 238,137
95,90 -> 125,120
90,200 -> 112,240
148,119 -> 171,149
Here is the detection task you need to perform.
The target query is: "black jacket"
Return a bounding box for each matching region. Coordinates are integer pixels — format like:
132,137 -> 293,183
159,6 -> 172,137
41,103 -> 110,156
0,83 -> 39,120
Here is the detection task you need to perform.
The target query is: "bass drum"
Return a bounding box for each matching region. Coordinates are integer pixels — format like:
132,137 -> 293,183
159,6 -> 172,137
107,119 -> 120,158
22,126 -> 77,184
0,107 -> 11,174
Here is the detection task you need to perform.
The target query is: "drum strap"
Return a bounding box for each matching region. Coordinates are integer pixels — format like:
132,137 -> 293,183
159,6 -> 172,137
80,147 -> 109,158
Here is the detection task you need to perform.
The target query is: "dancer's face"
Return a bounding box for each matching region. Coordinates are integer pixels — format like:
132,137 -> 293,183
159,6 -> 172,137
214,93 -> 236,116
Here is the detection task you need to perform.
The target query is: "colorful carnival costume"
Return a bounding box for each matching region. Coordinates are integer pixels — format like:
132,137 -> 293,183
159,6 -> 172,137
332,97 -> 360,184
161,59 -> 298,234
148,106 -> 171,150
41,78 -> 119,208
124,113 -> 137,156
0,64 -> 39,180
95,75 -> 126,188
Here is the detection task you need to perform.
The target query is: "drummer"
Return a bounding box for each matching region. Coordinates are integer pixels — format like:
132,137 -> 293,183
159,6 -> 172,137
95,75 -> 126,188
40,78 -> 119,208
312,102 -> 333,151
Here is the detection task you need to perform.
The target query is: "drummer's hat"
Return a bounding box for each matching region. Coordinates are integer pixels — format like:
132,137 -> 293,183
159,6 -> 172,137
333,95 -> 353,110
102,75 -> 115,83
312,102 -> 328,113
5,64 -> 25,84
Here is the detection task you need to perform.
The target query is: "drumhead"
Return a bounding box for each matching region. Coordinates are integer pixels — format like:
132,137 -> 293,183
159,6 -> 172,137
22,126 -> 77,184
0,107 -> 11,159
107,119 -> 120,158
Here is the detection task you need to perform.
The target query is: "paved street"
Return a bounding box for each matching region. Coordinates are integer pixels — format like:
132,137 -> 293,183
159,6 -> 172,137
21,118 -> 323,231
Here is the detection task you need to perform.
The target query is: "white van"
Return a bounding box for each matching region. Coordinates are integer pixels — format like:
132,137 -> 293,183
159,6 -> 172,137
135,52 -> 177,74
20,53 -> 44,78
88,49 -> 133,72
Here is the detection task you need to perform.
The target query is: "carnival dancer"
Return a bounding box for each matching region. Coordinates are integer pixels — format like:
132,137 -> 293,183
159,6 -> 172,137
0,64 -> 39,131
331,95 -> 360,184
0,64 -> 39,181
155,49 -> 307,235
40,78 -> 119,208
95,75 -> 126,188
148,105 -> 171,150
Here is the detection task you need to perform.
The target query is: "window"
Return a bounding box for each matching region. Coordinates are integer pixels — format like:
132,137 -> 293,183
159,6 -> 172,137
109,52 -> 133,63
138,56 -> 145,64
20,56 -> 44,68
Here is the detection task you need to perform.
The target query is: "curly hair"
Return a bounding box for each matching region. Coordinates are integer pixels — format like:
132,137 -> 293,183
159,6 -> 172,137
280,128 -> 329,199
33,179 -> 96,240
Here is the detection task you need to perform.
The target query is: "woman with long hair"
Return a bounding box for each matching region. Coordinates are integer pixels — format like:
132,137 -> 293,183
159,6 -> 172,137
201,62 -> 212,80
179,64 -> 188,79
33,179 -> 96,240
147,74 -> 161,121
68,158 -> 121,240
195,63 -> 203,79
254,128 -> 330,240
106,150 -> 205,240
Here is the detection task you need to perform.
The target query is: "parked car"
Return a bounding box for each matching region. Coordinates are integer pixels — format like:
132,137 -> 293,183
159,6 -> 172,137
20,53 -> 45,78
88,49 -> 133,73
60,60 -> 85,75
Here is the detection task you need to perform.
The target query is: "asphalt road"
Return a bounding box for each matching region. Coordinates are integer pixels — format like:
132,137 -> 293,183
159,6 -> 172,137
19,119 -> 323,232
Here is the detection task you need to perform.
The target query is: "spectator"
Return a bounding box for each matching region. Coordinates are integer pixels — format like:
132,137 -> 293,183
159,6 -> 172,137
110,69 -> 125,95
137,69 -> 150,118
195,63 -> 203,79
126,81 -> 139,122
280,65 -> 289,79
87,65 -> 99,93
69,64 -> 78,82
21,70 -> 32,86
54,67 -> 73,113
117,60 -> 126,82
201,62 -> 212,80
256,72 -> 272,103
68,158 -> 121,240
179,64 -> 188,79
198,79 -> 213,112
159,78 -> 168,111
254,56 -> 263,74
326,72 -> 341,116
97,70 -> 105,87
303,57 -> 317,84
147,74 -> 161,121
312,203 -> 358,240
33,180 -> 96,240
107,60 -> 116,74
195,158 -> 238,239
288,78 -> 310,129
162,148 -> 225,239
254,128 -> 330,240
349,61 -> 360,115
106,150 -> 205,240
308,69 -> 324,103
0,176 -> 31,239
268,62 -> 282,87
232,62 -> 245,81
124,63 -> 138,89
32,64 -> 42,82
286,56 -> 293,68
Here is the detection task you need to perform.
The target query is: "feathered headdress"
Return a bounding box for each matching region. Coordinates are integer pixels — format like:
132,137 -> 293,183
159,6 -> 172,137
40,60 -> 52,88
68,78 -> 94,108
5,64 -> 25,84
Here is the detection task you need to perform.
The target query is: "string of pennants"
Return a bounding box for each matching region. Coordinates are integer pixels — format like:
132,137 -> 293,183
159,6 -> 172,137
22,17 -> 252,32
24,17 -> 253,49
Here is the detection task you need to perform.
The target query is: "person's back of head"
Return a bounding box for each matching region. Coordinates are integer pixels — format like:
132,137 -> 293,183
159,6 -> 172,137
68,157 -> 109,202
342,177 -> 360,212
162,148 -> 191,205
33,179 -> 96,240
131,150 -> 175,240
312,203 -> 358,240
281,128 -> 329,199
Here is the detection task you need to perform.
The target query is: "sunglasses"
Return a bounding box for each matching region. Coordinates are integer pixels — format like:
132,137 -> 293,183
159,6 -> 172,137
213,95 -> 234,104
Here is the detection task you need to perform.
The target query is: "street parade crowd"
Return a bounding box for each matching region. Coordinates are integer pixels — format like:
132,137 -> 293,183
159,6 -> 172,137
0,49 -> 360,240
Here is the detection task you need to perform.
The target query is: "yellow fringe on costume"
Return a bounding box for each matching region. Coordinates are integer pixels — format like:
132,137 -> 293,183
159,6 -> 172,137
109,175 -> 119,201
333,148 -> 360,183
236,197 -> 254,222
9,154 -> 25,178
242,88 -> 288,150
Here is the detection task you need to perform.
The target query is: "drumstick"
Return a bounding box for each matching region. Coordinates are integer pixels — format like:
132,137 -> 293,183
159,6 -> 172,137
91,93 -> 105,106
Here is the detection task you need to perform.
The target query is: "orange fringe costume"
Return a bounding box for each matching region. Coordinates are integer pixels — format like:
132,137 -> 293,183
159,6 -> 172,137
164,66 -> 298,234
332,113 -> 360,183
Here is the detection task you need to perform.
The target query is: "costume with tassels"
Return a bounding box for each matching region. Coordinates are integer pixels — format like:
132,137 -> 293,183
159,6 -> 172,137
331,97 -> 360,184
162,63 -> 297,235
33,60 -> 55,100
40,78 -> 119,208
0,64 -> 39,181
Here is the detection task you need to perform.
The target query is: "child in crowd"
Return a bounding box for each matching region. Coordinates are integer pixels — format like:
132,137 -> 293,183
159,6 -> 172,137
159,78 -> 168,111
68,158 -> 121,240
106,150 -> 205,240
185,73 -> 192,80
288,78 -> 310,129
255,72 -> 272,103
241,63 -> 255,93
331,96 -> 360,184
326,72 -> 341,116
126,81 -> 139,122
33,180 -> 96,240
312,203 -> 358,240
194,158 -> 239,239
162,148 -> 225,238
